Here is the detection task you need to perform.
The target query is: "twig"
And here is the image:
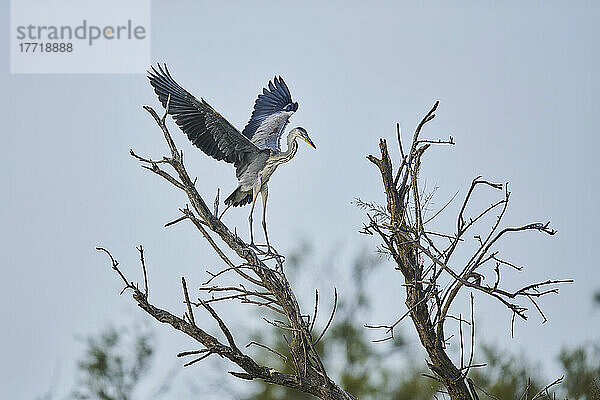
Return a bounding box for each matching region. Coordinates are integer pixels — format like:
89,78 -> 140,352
314,288 -> 337,345
423,190 -> 459,225
459,313 -> 464,370
165,215 -> 188,228
202,264 -> 260,285
183,351 -> 213,367
96,247 -> 132,291
467,293 -> 476,375
199,300 -> 237,350
246,341 -> 288,362
365,291 -> 432,340
177,349 -> 210,357
310,289 -> 319,333
182,277 -> 196,326
416,136 -> 455,146
530,376 -> 563,400
137,245 -> 149,297
214,188 -> 220,216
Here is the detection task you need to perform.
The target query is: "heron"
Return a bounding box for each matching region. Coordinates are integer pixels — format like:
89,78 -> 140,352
148,64 -> 316,252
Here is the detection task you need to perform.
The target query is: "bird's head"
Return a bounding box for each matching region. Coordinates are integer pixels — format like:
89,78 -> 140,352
292,127 -> 316,149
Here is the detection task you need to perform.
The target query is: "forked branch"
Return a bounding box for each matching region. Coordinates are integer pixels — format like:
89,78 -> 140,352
362,101 -> 571,400
98,102 -> 351,399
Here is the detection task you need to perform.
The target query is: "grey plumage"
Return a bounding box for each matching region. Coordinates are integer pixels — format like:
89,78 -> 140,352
148,64 -> 315,250
248,111 -> 295,151
242,75 -> 298,148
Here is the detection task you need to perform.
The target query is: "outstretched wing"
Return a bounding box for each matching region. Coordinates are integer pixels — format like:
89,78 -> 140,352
148,64 -> 261,170
242,76 -> 298,151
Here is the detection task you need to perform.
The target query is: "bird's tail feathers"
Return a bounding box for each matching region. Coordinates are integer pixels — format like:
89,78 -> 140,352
224,187 -> 252,207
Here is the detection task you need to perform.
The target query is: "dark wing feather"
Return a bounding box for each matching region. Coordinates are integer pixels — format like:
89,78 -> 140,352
241,76 -> 298,144
148,64 -> 260,169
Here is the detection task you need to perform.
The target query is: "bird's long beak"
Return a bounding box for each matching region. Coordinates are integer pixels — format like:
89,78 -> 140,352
303,136 -> 316,149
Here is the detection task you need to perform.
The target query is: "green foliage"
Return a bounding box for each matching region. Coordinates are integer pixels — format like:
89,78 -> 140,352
64,250 -> 600,400
68,324 -> 600,400
245,248 -> 440,400
558,343 -> 600,400
72,326 -> 153,400
244,246 -> 600,400
469,344 -> 544,399
389,369 -> 440,400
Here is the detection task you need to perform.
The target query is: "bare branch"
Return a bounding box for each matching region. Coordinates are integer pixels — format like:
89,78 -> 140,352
101,101 -> 349,399
363,102 -> 570,399
310,289 -> 319,333
164,214 -> 188,228
314,288 -> 337,345
530,376 -> 564,400
214,188 -> 220,216
96,247 -> 133,292
137,245 -> 149,297
416,136 -> 455,145
183,351 -> 214,367
182,277 -> 196,326
246,341 -> 288,362
177,349 -> 210,358
198,299 -> 237,350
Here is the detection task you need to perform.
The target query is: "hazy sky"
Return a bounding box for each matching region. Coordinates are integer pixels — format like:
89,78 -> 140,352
1,1 -> 599,399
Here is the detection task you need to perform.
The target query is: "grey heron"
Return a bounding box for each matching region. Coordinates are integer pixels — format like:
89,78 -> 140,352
148,64 -> 316,252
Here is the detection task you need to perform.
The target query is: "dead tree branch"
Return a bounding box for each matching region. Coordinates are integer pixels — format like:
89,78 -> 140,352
98,101 -> 350,399
361,101 -> 571,399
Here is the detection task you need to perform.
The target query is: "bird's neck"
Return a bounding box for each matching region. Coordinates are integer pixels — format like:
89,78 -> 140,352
280,133 -> 299,162
268,132 -> 299,167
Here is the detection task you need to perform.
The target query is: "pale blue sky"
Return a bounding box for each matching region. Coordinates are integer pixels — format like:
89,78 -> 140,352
1,1 -> 599,399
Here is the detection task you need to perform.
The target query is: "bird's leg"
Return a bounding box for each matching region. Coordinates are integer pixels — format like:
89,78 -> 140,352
248,199 -> 256,247
248,182 -> 261,249
219,203 -> 232,220
260,185 -> 271,254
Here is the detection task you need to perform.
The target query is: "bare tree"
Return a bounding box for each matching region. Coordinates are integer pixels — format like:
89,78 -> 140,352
98,101 -> 351,400
98,100 -> 570,400
360,101 -> 571,399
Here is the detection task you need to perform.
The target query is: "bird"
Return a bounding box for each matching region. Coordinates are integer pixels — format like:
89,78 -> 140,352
147,64 -> 316,252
